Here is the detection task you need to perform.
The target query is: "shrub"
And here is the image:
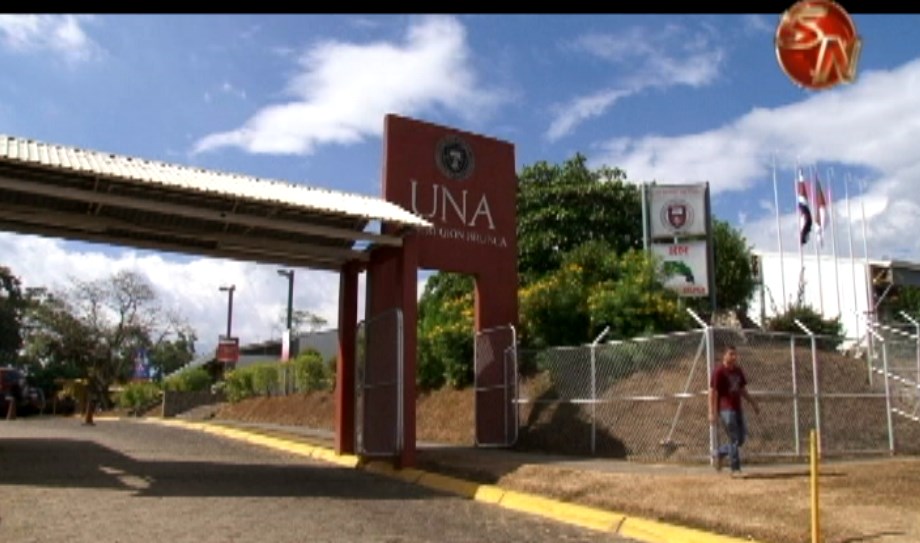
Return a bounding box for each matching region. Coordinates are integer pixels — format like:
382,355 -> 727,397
293,349 -> 330,391
118,381 -> 161,411
251,364 -> 279,396
163,367 -> 211,392
766,304 -> 844,351
224,368 -> 255,403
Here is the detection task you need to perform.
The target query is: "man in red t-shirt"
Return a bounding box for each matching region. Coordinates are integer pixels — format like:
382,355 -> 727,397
709,345 -> 759,474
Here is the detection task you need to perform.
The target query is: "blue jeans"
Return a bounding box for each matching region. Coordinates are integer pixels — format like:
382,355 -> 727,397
716,409 -> 747,471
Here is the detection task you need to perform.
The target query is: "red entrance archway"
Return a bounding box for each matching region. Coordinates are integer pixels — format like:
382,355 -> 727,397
335,114 -> 518,467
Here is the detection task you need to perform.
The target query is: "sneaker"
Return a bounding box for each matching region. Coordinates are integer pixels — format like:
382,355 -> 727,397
730,469 -> 743,478
712,452 -> 724,472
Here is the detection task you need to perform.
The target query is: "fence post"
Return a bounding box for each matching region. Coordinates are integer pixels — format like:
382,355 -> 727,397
589,326 -> 611,455
686,309 -> 713,465
795,319 -> 821,458
899,311 -> 920,396
867,326 -> 895,455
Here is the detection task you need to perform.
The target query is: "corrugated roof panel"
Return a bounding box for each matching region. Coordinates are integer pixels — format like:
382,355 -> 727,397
54,146 -> 65,167
59,145 -> 72,169
26,140 -> 38,162
0,134 -> 430,228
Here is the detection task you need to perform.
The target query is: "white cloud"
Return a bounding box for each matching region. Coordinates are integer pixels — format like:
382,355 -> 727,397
0,233 -> 354,356
742,15 -> 775,35
193,15 -> 504,156
349,17 -> 382,30
594,58 -> 920,193
547,24 -> 726,141
546,89 -> 630,143
590,56 -> 920,262
0,14 -> 100,64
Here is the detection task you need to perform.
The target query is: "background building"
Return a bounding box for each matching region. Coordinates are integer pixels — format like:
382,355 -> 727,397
749,250 -> 920,342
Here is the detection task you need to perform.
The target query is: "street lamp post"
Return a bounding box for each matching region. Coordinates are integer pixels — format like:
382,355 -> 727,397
277,269 -> 294,333
219,285 -> 236,338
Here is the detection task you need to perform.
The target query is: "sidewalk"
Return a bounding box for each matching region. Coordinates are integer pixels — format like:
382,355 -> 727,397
142,417 -> 766,543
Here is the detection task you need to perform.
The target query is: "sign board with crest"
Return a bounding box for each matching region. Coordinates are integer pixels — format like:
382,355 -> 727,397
648,183 -> 708,239
642,182 -> 715,302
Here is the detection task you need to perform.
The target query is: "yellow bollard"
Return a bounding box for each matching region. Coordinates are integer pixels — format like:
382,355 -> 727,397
811,429 -> 820,543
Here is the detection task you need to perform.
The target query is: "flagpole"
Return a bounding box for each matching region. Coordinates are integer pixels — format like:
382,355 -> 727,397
796,164 -> 805,306
773,154 -> 787,311
860,179 -> 872,325
859,178 -> 875,366
827,168 -> 842,318
845,173 -> 860,341
811,164 -> 824,315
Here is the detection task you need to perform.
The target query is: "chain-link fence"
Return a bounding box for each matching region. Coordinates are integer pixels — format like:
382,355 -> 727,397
518,329 -> 711,462
868,321 -> 920,448
516,318 -> 920,464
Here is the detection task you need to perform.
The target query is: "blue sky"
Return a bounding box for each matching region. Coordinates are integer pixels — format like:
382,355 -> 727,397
1,14 -> 918,354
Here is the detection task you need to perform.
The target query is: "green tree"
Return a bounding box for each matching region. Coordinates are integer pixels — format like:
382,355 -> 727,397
416,154 -> 759,389
21,271 -> 196,407
517,154 -> 641,283
686,218 -> 757,319
148,327 -> 197,380
417,273 -> 475,390
19,286 -> 93,394
520,242 -> 687,348
879,285 -> 920,323
273,308 -> 329,341
588,249 -> 689,339
0,265 -> 25,365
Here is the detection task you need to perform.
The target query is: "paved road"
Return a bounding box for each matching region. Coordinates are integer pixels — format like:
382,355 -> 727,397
0,418 -> 635,542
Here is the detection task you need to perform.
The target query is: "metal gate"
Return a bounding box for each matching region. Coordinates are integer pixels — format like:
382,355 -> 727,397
355,308 -> 403,458
474,324 -> 518,447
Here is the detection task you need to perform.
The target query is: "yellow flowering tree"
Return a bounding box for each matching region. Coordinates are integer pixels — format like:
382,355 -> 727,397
418,273 -> 475,389
520,241 -> 688,349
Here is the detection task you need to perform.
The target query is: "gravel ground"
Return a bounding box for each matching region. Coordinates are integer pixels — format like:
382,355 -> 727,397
0,417 -> 636,543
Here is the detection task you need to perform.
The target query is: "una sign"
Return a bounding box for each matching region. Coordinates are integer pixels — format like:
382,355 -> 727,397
382,114 -> 517,275
648,184 -> 708,239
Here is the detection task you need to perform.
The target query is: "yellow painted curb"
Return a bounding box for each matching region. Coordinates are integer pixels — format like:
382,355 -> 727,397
363,461 -> 424,484
416,471 -> 482,499
618,516 -> 756,543
472,484 -> 505,505
499,490 -> 624,533
137,418 -> 762,543
313,448 -> 360,468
